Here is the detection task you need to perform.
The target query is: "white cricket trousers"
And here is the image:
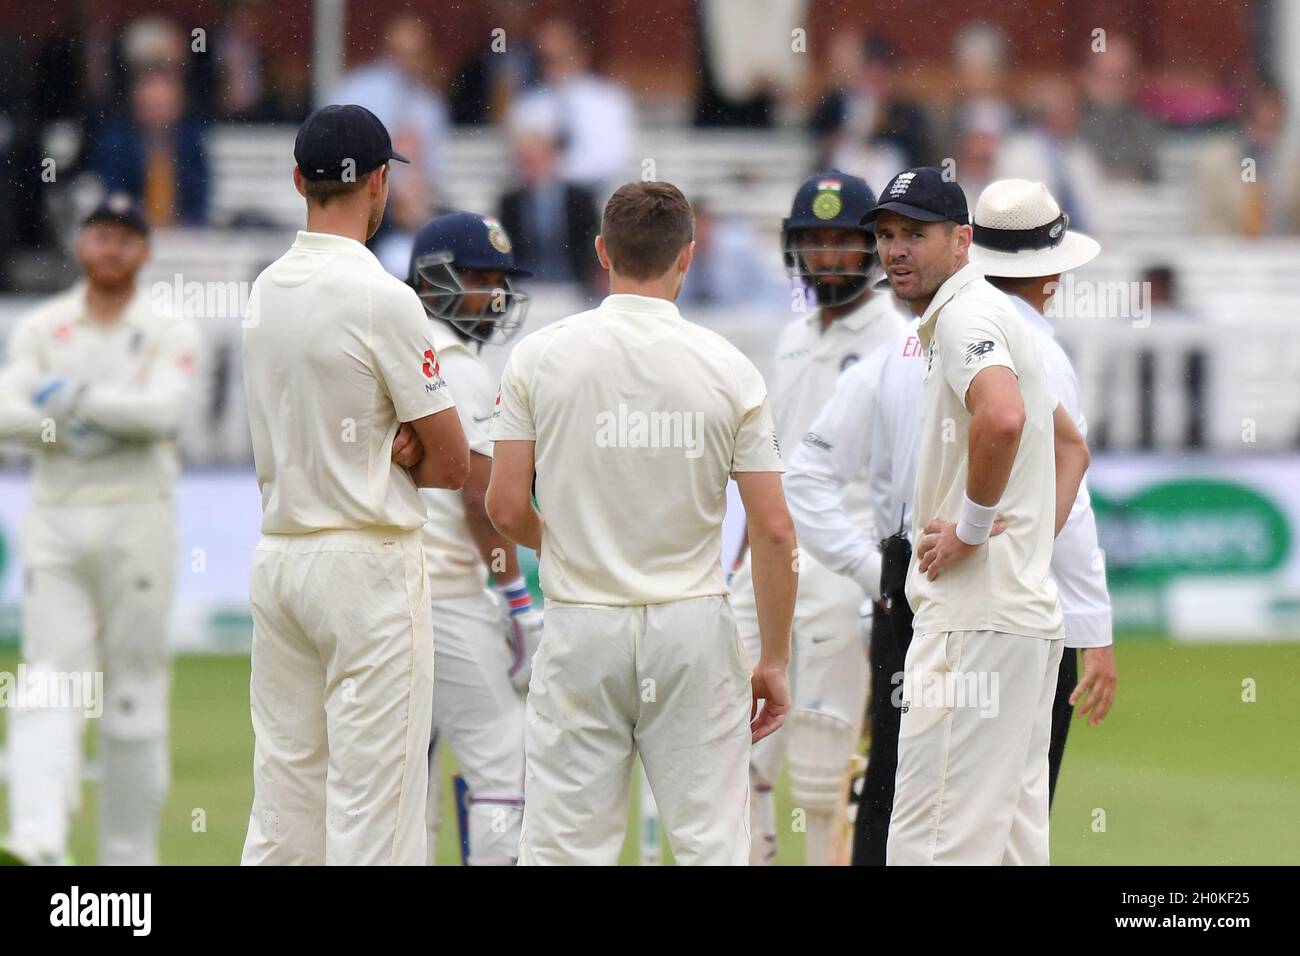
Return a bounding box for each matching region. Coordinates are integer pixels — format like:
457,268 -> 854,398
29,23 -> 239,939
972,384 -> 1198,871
518,595 -> 752,866
428,589 -> 526,865
241,528 -> 433,866
887,629 -> 1064,866
8,500 -> 176,865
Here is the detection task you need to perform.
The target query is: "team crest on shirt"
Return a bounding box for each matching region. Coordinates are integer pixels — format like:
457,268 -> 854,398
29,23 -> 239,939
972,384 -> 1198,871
964,340 -> 996,366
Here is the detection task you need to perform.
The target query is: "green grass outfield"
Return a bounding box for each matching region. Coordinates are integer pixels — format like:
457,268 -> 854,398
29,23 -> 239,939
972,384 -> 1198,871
1,639 -> 1298,865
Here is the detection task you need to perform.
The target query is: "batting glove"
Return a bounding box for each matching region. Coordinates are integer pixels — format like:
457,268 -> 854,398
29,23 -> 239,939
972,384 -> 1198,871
496,576 -> 542,693
31,378 -> 86,423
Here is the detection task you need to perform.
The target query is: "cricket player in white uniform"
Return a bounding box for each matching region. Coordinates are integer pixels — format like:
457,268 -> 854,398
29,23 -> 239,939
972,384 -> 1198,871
970,180 -> 1118,757
782,319 -> 921,865
240,105 -> 469,866
728,170 -> 905,865
786,182 -> 1119,865
864,167 -> 1091,865
0,195 -> 199,865
405,210 -> 540,865
488,181 -> 797,866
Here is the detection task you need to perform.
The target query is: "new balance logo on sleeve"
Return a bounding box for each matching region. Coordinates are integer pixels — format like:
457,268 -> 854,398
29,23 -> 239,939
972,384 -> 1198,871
964,340 -> 996,365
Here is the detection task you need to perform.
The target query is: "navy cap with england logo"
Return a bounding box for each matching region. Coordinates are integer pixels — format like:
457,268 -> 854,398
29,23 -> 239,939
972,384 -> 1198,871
294,104 -> 410,182
861,166 -> 970,226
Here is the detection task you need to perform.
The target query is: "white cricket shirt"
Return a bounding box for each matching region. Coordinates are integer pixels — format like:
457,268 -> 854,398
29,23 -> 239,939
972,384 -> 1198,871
0,283 -> 200,506
419,320 -> 496,599
907,263 -> 1064,640
243,231 -> 455,535
784,320 -> 923,598
1010,295 -> 1113,648
770,294 -> 906,538
491,293 -> 783,606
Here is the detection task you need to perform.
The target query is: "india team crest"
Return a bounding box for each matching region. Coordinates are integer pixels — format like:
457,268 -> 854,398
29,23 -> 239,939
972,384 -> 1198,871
812,179 -> 843,220
483,217 -> 512,253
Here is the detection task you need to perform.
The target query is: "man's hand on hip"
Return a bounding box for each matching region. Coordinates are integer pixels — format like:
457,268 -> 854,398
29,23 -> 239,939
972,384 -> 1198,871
916,517 -> 1005,581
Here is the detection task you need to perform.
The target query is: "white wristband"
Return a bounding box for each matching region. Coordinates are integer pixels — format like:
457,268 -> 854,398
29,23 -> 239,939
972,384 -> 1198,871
955,493 -> 999,546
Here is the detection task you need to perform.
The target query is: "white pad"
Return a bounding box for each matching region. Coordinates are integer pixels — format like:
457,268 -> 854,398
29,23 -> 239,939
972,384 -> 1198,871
467,798 -> 523,866
99,736 -> 168,865
804,811 -> 835,867
101,672 -> 170,740
786,709 -> 857,814
5,704 -> 83,860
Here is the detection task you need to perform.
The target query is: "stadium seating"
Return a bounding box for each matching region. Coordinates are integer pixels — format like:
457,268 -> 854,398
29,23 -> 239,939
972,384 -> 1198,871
2,125 -> 1299,466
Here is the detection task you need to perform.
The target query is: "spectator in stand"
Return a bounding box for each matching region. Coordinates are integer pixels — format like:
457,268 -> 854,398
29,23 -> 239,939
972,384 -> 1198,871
996,77 -> 1105,234
213,0 -> 266,120
1079,34 -> 1161,182
1139,266 -> 1205,449
114,15 -> 209,118
810,32 -> 935,182
679,200 -> 785,309
261,51 -> 312,122
89,66 -> 209,227
32,17 -> 88,122
807,28 -> 867,168
497,127 -> 600,290
941,23 -> 1013,158
953,118 -> 1001,206
328,13 -> 450,187
1195,85 -> 1300,236
693,0 -> 809,128
0,31 -> 28,289
509,18 -> 634,191
448,0 -> 538,126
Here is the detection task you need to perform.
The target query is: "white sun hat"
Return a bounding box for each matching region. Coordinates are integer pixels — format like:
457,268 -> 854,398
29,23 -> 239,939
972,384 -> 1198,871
969,179 -> 1100,278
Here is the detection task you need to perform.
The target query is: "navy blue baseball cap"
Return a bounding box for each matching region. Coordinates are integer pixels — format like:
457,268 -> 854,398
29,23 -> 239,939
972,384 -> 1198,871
407,211 -> 530,287
294,104 -> 410,182
862,167 -> 970,225
82,192 -> 150,236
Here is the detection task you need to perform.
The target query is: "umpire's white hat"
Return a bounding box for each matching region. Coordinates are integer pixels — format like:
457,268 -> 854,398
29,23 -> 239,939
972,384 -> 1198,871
969,179 -> 1100,277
